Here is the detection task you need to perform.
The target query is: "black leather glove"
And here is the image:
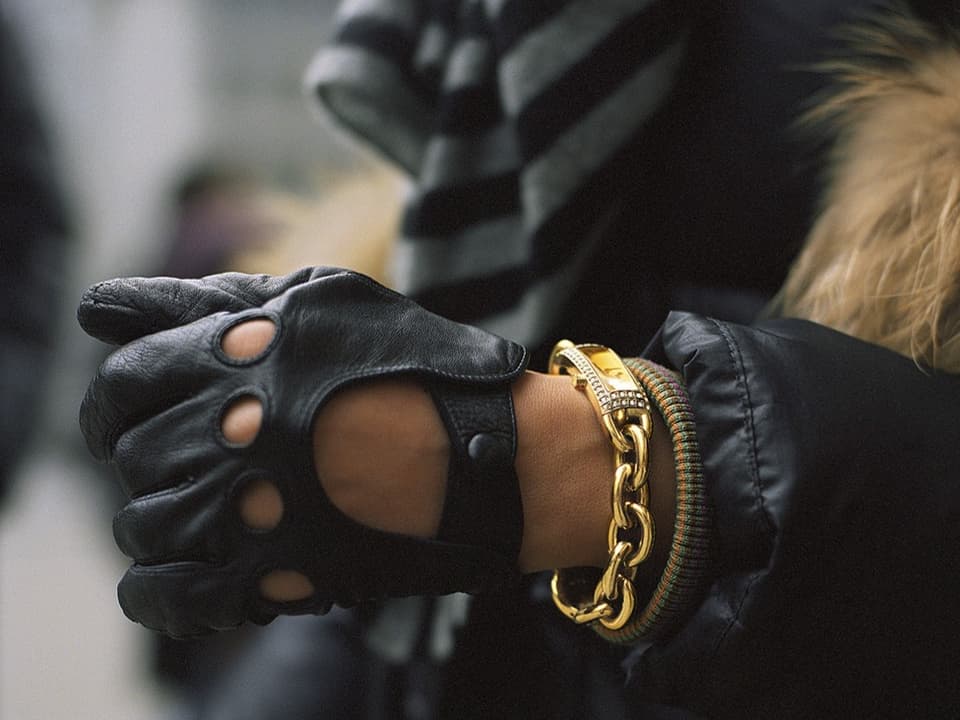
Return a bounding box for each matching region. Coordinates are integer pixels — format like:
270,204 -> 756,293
78,267 -> 528,637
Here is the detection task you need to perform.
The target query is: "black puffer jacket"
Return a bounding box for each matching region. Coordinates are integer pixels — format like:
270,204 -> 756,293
630,313 -> 960,718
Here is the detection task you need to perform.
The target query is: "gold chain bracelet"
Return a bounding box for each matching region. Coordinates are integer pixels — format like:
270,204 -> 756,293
547,340 -> 655,631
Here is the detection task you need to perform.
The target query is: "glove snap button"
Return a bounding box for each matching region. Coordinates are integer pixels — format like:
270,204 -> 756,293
467,432 -> 500,462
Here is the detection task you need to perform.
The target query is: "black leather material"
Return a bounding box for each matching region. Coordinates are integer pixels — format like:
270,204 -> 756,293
78,268 -> 528,638
431,382 -> 523,559
628,312 -> 960,718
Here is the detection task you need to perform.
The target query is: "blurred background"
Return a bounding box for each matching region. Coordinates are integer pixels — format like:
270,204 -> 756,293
0,2 -> 403,718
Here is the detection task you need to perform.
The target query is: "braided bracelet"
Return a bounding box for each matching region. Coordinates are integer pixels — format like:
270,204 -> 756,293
549,342 -> 713,643
597,357 -> 712,643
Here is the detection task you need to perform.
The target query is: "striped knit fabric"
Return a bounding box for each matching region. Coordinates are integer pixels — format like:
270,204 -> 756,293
307,0 -> 696,346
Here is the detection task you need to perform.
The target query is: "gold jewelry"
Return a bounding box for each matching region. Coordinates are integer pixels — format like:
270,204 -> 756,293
597,357 -> 712,644
548,341 -> 655,631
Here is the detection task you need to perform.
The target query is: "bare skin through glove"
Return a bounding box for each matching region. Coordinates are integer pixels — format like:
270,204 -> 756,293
220,323 -> 452,602
78,268 -> 528,638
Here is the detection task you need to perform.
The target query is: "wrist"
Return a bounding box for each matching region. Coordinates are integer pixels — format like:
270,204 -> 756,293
513,371 -> 612,572
512,371 -> 676,578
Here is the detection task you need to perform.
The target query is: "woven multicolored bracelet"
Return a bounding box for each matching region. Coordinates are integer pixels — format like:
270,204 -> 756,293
592,357 -> 713,643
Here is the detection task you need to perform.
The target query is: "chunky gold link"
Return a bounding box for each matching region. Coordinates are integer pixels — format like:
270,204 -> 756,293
602,415 -> 634,453
624,423 -> 649,491
548,341 -> 655,632
611,463 -> 634,529
624,502 -> 655,567
600,541 -> 633,600
550,573 -> 614,623
606,515 -> 622,551
600,575 -> 636,630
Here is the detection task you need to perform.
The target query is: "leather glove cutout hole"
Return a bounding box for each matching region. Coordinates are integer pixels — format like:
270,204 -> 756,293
259,569 -> 316,603
220,317 -> 314,604
221,395 -> 263,447
220,317 -> 277,361
219,316 -> 273,447
238,477 -> 283,531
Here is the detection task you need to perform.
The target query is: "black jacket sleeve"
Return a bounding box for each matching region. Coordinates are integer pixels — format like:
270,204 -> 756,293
626,312 -> 960,719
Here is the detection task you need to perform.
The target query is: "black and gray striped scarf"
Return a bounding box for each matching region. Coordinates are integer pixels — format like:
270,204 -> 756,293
307,0 -> 693,347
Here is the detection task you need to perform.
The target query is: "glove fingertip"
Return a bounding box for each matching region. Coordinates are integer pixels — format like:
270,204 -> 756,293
77,278 -> 157,345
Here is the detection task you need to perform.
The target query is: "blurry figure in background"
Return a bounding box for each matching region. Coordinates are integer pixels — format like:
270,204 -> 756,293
160,163 -> 270,280
230,161 -> 404,284
0,3 -> 69,509
146,156 -> 402,285
158,157 -> 403,284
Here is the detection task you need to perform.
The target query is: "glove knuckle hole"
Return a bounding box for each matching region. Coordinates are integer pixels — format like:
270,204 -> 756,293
219,317 -> 278,362
221,394 -> 263,446
238,478 -> 284,531
259,569 -> 314,603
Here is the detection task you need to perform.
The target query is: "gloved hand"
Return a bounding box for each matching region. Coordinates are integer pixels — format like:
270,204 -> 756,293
78,267 -> 528,638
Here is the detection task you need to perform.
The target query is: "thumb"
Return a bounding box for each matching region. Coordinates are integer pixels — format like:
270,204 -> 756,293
77,267 -> 341,345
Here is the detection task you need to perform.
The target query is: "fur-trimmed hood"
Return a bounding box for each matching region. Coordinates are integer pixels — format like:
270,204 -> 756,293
781,4 -> 960,371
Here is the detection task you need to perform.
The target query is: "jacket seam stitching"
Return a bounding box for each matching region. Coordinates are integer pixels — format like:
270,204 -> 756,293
712,319 -> 772,536
707,318 -> 773,658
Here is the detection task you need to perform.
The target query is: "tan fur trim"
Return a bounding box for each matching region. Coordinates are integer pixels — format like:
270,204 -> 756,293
781,5 -> 960,371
